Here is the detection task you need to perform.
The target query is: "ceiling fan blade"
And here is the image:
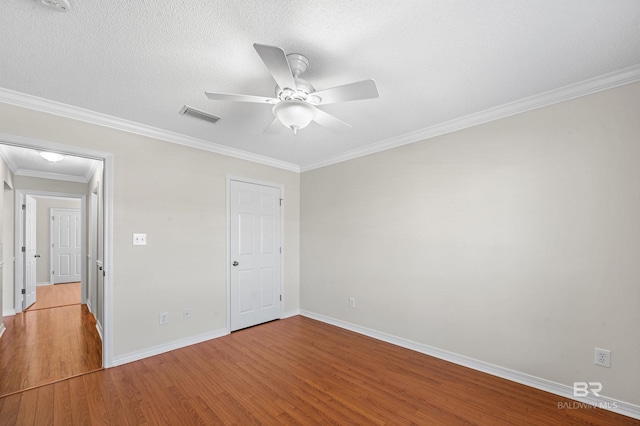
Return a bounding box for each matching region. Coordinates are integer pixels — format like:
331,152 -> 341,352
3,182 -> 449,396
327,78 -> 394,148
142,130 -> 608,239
311,79 -> 379,105
205,92 -> 277,104
263,117 -> 283,135
312,107 -> 352,134
253,43 -> 297,91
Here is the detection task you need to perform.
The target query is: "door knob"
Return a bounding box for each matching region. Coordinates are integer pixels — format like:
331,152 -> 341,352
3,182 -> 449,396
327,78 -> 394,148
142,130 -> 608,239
232,261 -> 239,266
34,254 -> 41,258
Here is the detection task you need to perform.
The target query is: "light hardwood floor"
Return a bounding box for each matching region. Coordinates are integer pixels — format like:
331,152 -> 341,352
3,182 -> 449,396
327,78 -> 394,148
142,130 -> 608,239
0,316 -> 635,425
26,282 -> 81,311
0,283 -> 102,397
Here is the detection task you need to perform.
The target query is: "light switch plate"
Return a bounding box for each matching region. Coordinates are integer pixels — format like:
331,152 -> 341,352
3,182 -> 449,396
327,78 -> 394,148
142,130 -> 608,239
133,233 -> 147,245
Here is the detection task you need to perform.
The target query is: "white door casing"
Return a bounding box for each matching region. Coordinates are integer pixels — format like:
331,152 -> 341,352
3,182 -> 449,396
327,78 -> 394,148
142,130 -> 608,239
5,131 -> 113,369
51,208 -> 82,284
23,195 -> 37,309
229,179 -> 282,332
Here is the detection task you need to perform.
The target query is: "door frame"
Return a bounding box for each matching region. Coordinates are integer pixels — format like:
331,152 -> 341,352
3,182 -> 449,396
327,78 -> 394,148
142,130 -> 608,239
1,131 -> 114,368
16,192 -> 86,308
226,175 -> 284,333
50,207 -> 82,285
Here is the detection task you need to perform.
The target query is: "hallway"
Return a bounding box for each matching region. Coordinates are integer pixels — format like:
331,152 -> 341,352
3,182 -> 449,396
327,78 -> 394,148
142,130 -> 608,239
0,284 -> 102,396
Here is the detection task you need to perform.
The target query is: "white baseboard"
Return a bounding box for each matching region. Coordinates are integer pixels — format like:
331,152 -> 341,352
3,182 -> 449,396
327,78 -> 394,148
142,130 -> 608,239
300,310 -> 640,421
3,308 -> 16,317
36,281 -> 52,286
112,328 -> 228,367
95,320 -> 103,341
282,309 -> 300,319
0,323 -> 5,338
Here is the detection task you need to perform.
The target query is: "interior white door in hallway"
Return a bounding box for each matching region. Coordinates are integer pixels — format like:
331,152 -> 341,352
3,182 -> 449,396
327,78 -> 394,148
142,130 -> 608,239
51,208 -> 82,284
229,180 -> 282,332
23,195 -> 37,309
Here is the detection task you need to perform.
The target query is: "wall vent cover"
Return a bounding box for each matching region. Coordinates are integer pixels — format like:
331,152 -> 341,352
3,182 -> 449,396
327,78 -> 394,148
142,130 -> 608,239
179,106 -> 220,124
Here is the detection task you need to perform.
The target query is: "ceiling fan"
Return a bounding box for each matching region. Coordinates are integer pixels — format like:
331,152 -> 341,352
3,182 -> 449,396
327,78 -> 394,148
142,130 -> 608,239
205,43 -> 379,135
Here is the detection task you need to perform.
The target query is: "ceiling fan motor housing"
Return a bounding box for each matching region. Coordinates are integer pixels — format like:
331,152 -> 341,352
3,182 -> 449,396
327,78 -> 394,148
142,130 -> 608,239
276,77 -> 316,103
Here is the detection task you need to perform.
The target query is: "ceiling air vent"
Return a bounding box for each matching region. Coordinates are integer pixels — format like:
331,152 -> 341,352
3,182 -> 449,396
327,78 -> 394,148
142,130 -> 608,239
179,106 -> 220,124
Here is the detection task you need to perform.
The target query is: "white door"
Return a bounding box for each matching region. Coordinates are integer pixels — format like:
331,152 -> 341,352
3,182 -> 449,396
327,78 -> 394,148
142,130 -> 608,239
52,208 -> 82,284
229,180 -> 282,332
23,195 -> 37,309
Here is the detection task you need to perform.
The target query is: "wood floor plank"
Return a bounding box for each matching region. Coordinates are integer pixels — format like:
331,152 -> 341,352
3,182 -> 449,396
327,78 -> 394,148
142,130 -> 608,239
53,380 -> 73,426
68,375 -> 91,425
0,393 -> 21,425
82,372 -> 110,425
98,369 -> 134,425
0,315 -> 637,425
14,387 -> 38,425
108,364 -> 148,425
33,385 -> 54,425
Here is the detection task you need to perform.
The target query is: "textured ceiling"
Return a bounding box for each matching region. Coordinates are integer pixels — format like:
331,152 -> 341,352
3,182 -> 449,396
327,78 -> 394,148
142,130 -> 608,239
1,0 -> 639,170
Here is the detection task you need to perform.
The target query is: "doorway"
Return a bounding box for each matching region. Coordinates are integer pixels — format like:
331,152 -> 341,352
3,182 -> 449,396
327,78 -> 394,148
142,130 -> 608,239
15,191 -> 86,312
228,177 -> 284,332
0,133 -> 113,392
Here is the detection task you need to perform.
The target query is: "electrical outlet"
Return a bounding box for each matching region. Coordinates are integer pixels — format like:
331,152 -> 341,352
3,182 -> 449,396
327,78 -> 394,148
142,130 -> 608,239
183,309 -> 191,320
349,297 -> 356,308
594,348 -> 611,368
133,233 -> 147,245
159,312 -> 169,325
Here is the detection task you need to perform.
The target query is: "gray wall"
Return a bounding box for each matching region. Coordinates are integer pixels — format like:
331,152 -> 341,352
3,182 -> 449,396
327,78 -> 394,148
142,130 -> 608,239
301,82 -> 640,405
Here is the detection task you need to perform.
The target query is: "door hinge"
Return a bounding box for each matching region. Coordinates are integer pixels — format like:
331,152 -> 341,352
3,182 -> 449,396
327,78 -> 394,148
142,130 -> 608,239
280,295 -> 282,301
21,246 -> 25,252
52,271 -> 55,275
279,247 -> 282,254
21,204 -> 26,210
21,289 -> 26,294
52,215 -> 55,221
279,198 -> 283,206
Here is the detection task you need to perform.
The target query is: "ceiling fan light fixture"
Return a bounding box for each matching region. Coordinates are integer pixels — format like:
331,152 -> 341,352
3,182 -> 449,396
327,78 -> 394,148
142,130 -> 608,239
39,151 -> 65,162
273,100 -> 316,134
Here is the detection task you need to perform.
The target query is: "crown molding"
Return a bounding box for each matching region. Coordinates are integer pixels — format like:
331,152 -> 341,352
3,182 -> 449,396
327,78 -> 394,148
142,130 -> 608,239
14,169 -> 90,183
301,64 -> 640,172
0,88 -> 301,173
2,64 -> 639,175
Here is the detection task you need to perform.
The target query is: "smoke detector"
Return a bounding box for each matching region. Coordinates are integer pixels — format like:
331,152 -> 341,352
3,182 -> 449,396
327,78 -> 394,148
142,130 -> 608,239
40,0 -> 71,12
